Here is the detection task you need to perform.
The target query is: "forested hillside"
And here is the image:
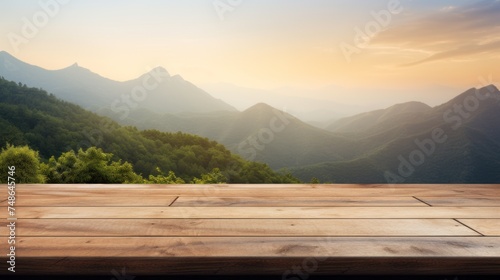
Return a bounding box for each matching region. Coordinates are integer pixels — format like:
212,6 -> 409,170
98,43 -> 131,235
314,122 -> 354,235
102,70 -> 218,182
293,85 -> 500,183
0,77 -> 299,183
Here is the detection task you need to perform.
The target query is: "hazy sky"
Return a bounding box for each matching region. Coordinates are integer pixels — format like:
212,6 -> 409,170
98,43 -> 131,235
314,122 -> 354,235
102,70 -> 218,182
0,0 -> 498,95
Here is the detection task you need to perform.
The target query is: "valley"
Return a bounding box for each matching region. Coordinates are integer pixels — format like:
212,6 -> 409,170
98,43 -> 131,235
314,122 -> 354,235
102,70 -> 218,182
1,51 -> 499,183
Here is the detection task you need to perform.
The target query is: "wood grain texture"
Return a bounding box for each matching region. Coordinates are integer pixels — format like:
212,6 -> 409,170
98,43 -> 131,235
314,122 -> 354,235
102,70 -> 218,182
0,218 -> 478,237
2,237 -> 499,257
459,219 -> 500,236
1,184 -> 499,275
417,196 -> 500,206
0,195 -> 177,206
4,206 -> 500,219
172,196 -> 427,207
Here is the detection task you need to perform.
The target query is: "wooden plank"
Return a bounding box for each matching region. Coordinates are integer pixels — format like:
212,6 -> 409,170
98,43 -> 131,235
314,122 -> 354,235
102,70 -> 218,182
4,195 -> 427,207
0,219 -> 478,237
417,196 -> 500,206
3,206 -> 500,219
0,195 -> 177,207
0,184 -> 497,275
459,219 -> 500,236
3,237 -> 500,257
172,196 -> 427,207
8,187 -> 500,197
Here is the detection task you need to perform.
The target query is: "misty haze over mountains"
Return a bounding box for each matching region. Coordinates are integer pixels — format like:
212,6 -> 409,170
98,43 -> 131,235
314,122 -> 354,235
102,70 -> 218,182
1,51 -> 500,183
200,82 -> 462,124
0,51 -> 461,123
0,51 -> 236,115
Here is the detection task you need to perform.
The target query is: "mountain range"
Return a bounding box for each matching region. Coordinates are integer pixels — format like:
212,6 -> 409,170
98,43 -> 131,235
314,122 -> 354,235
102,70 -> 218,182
293,85 -> 500,183
1,51 -> 499,183
0,77 -> 298,183
0,51 -> 235,117
326,101 -> 432,134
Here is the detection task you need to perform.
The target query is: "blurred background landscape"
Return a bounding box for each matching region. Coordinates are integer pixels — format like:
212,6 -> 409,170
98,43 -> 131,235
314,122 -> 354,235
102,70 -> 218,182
1,0 -> 499,183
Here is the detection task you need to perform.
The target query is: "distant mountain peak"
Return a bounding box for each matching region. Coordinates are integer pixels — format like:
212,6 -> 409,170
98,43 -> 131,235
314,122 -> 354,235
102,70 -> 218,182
246,102 -> 274,111
60,62 -> 92,73
0,52 -> 245,114
242,103 -> 277,115
152,66 -> 167,71
242,102 -> 295,120
384,101 -> 431,112
482,84 -> 499,93
138,66 -> 171,80
392,100 -> 429,107
447,84 -> 500,105
468,84 -> 499,94
61,62 -> 80,70
0,51 -> 19,62
244,102 -> 292,115
0,50 -> 11,57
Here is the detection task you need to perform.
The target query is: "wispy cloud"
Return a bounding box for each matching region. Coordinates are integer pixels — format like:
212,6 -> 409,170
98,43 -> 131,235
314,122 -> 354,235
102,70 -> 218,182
372,0 -> 500,66
401,40 -> 500,67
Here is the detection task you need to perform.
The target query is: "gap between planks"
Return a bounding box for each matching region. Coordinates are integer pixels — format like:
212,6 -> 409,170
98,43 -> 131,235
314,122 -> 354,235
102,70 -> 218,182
0,218 -> 481,237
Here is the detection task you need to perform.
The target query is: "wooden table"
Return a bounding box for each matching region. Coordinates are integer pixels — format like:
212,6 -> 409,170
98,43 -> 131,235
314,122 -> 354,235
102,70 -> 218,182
1,184 -> 500,276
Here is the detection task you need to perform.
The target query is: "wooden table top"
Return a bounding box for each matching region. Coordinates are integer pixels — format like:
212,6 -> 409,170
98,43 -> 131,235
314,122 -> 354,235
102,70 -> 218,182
1,184 -> 499,276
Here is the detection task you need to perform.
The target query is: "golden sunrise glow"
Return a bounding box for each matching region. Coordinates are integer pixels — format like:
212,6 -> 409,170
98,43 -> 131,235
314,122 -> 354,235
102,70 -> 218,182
1,0 -> 498,102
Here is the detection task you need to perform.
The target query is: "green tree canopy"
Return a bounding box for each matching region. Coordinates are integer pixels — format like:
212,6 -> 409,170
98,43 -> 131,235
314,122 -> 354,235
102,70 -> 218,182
192,168 -> 227,184
41,147 -> 142,183
0,144 -> 45,183
145,167 -> 185,184
0,78 -> 301,184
